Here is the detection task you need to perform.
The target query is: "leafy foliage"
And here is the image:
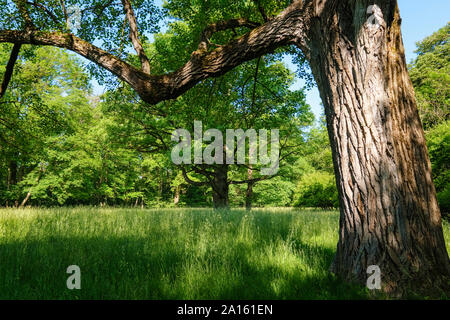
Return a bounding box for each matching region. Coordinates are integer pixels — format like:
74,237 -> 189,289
409,23 -> 449,129
426,120 -> 450,214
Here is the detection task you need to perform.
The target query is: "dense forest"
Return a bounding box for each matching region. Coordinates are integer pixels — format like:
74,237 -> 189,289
0,22 -> 448,213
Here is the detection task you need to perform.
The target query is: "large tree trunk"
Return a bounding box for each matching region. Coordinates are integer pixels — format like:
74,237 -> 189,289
212,165 -> 229,209
306,1 -> 450,296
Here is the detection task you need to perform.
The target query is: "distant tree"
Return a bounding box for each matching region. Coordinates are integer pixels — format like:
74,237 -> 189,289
425,120 -> 450,216
106,55 -> 313,209
409,23 -> 449,129
0,45 -> 91,206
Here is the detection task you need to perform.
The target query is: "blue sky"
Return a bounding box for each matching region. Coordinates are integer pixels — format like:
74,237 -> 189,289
92,0 -> 449,121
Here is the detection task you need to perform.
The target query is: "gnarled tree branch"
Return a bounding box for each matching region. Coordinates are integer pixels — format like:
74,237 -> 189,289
0,0 -> 311,105
0,30 -> 150,93
121,0 -> 151,74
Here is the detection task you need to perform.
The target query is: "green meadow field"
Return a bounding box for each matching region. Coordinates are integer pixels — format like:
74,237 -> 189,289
0,207 -> 449,300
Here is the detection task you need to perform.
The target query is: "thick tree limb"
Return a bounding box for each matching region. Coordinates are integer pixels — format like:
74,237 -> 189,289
0,0 -> 311,105
0,44 -> 21,99
121,0 -> 151,74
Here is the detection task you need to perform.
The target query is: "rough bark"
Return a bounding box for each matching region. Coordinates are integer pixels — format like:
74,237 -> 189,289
306,0 -> 450,296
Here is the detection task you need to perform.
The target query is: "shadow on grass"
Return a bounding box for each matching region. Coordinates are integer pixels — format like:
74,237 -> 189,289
0,235 -> 367,300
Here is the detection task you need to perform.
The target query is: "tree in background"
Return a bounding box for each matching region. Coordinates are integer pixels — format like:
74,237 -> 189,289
105,54 -> 314,209
425,121 -> 449,216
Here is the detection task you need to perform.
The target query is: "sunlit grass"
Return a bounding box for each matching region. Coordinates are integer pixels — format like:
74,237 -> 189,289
0,207 -> 448,300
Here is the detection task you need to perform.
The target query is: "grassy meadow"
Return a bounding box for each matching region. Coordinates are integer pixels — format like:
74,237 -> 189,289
0,207 -> 449,300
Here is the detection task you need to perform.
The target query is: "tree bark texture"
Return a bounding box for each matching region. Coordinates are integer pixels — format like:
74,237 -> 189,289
307,0 -> 449,295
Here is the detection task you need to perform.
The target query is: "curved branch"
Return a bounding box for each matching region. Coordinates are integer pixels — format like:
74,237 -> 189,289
0,44 -> 21,99
121,0 -> 151,74
0,0 -> 311,105
143,1 -> 310,104
0,30 -> 150,93
181,167 -> 209,186
192,165 -> 215,177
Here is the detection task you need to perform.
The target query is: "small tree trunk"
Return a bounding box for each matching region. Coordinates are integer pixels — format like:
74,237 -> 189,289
19,166 -> 44,209
246,166 -> 254,211
19,191 -> 31,208
212,165 -> 229,209
174,186 -> 180,205
306,0 -> 450,296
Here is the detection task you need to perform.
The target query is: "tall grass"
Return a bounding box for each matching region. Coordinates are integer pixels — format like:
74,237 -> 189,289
0,207 -> 448,299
